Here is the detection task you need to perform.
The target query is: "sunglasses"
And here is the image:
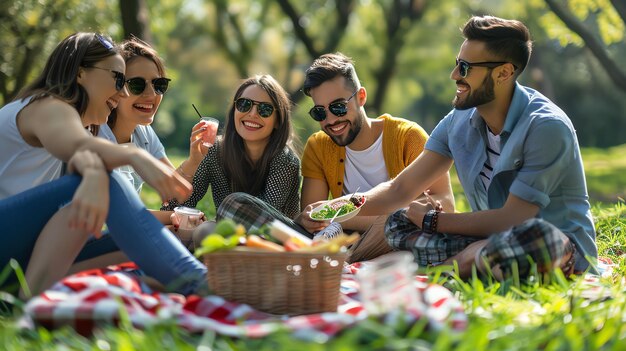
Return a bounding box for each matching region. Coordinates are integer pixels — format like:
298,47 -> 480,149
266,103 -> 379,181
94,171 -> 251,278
234,97 -> 275,118
455,58 -> 516,78
95,34 -> 114,51
89,66 -> 125,91
126,77 -> 171,95
309,90 -> 358,122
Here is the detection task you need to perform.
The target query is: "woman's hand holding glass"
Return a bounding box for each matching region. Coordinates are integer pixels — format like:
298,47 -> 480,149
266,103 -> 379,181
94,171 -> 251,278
66,150 -> 109,238
188,121 -> 211,166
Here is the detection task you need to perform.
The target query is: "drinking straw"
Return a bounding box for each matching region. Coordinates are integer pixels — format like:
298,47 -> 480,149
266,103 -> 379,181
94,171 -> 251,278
192,104 -> 202,118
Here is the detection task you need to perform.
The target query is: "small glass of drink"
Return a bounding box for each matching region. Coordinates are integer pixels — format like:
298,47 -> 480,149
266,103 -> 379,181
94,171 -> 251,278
200,117 -> 219,146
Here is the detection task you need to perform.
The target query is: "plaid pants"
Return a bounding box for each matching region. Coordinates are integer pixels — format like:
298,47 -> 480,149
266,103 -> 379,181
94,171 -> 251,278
385,209 -> 575,277
217,193 -> 312,237
384,209 -> 481,267
480,217 -> 576,277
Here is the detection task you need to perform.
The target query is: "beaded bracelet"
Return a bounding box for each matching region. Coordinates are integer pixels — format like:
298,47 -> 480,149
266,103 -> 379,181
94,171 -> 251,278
422,209 -> 440,234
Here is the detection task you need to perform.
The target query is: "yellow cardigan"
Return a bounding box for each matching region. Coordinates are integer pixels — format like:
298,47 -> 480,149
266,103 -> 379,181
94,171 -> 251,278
301,114 -> 429,198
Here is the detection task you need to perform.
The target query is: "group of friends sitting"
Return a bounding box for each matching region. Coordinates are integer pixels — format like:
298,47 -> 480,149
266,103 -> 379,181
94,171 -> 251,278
0,15 -> 597,300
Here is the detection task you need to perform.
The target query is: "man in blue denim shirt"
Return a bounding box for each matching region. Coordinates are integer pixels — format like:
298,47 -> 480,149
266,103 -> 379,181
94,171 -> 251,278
358,15 -> 596,278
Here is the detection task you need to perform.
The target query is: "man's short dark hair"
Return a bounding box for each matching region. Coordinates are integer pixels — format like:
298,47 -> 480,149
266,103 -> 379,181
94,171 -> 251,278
462,16 -> 532,77
303,52 -> 360,96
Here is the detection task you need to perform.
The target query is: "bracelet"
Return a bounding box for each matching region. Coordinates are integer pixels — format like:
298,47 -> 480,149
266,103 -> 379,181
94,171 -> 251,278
177,162 -> 194,179
422,209 -> 440,234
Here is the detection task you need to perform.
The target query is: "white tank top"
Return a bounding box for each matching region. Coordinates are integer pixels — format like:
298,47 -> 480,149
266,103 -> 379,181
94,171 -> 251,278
0,97 -> 63,199
343,132 -> 389,195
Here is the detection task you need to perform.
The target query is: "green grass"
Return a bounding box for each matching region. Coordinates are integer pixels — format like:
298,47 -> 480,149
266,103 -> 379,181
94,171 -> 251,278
2,147 -> 626,350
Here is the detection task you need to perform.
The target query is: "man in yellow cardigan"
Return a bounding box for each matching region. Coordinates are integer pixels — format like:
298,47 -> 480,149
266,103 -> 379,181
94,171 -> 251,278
216,53 -> 453,262
296,52 -> 455,261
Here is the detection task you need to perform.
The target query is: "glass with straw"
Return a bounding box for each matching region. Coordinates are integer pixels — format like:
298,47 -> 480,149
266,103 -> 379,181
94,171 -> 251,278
192,104 -> 219,147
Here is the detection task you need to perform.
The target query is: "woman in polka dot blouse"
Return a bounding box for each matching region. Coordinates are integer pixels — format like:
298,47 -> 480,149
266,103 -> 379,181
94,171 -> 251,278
162,74 -> 301,219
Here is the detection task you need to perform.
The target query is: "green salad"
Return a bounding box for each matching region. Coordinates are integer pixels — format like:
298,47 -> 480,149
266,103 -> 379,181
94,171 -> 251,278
311,201 -> 357,220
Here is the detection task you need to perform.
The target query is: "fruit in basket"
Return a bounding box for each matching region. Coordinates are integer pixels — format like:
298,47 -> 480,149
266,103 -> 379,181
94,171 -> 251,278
195,232 -> 241,257
196,218 -> 359,255
213,218 -> 245,237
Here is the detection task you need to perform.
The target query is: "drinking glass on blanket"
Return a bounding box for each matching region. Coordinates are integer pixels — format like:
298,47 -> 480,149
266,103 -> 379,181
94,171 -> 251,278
356,252 -> 421,314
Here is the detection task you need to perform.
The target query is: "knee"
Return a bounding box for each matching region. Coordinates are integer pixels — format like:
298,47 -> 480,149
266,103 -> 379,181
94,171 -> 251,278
109,171 -> 134,193
217,192 -> 256,214
482,218 -> 571,277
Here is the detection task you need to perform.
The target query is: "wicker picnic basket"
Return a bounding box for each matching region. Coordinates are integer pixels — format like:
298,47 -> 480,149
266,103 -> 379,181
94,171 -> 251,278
204,250 -> 347,315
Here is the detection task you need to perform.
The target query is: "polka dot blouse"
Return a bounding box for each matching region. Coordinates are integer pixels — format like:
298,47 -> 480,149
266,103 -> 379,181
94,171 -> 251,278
162,140 -> 301,218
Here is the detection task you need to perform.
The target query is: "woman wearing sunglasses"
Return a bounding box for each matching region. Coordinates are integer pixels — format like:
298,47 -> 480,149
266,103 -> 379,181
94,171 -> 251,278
162,74 -> 301,223
98,38 -> 208,226
0,32 -> 207,298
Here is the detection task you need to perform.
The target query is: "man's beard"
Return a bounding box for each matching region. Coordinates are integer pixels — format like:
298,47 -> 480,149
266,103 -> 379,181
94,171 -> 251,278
453,73 -> 495,110
327,110 -> 364,147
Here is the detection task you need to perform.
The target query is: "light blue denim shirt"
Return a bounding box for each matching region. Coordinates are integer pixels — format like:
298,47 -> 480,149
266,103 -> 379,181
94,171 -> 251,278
426,83 -> 597,270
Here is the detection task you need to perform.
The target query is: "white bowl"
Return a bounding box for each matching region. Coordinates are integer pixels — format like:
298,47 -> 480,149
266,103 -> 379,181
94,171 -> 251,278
309,195 -> 366,223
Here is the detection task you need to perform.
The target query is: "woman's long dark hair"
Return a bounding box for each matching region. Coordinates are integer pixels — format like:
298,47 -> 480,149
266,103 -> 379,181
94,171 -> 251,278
15,32 -> 119,135
222,74 -> 297,195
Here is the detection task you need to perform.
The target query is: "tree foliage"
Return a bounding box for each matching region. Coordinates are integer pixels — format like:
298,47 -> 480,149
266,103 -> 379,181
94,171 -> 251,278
542,0 -> 626,91
1,0 -> 624,148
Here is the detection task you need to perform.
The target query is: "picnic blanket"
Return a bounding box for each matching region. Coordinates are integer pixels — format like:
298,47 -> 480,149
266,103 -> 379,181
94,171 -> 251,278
23,262 -> 467,339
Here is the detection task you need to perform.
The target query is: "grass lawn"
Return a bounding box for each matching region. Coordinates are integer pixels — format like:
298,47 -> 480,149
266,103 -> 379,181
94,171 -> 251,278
1,146 -> 626,350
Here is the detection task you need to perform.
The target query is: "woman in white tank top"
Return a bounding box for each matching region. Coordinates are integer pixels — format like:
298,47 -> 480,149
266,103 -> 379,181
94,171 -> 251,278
0,33 -> 207,298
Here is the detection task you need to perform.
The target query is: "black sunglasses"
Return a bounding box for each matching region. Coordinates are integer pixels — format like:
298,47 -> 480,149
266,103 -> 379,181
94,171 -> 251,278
126,77 -> 171,95
234,97 -> 275,118
455,58 -> 517,78
89,66 -> 125,91
309,90 -> 358,122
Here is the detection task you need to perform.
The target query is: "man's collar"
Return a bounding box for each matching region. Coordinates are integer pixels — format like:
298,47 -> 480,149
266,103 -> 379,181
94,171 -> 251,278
500,82 -> 529,135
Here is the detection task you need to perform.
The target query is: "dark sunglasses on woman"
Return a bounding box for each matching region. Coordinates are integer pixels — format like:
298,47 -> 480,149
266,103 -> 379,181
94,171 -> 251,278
234,98 -> 275,118
126,77 -> 171,95
309,89 -> 358,122
88,66 -> 126,91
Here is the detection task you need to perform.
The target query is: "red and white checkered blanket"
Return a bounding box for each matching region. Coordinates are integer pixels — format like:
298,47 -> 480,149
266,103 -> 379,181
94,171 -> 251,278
24,262 -> 467,339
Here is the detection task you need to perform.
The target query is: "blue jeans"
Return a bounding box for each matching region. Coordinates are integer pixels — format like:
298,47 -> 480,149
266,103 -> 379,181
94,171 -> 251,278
0,173 -> 207,295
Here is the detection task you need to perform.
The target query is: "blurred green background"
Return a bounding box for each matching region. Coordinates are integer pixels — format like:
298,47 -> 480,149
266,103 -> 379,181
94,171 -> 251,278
2,0 -> 626,148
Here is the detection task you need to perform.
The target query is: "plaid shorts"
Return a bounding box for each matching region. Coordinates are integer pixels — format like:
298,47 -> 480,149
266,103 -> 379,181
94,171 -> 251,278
217,193 -> 311,237
384,209 -> 481,266
480,218 -> 576,277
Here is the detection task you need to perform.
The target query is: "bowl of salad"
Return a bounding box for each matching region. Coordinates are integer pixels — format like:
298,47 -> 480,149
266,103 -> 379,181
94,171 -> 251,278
309,195 -> 366,223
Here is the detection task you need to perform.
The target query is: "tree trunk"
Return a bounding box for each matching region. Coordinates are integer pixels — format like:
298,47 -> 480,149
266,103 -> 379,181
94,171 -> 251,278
119,0 -> 153,43
370,0 -> 428,115
545,0 -> 626,92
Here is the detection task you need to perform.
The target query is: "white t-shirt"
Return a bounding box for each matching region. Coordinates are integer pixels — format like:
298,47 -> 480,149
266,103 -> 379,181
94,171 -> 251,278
0,97 -> 63,199
343,132 -> 389,195
98,124 -> 166,193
